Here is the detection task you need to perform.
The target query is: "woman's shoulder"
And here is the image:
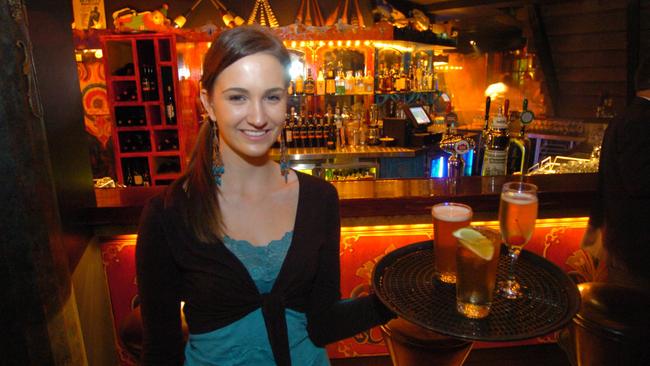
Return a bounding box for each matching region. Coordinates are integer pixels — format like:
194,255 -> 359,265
296,170 -> 338,198
141,182 -> 187,221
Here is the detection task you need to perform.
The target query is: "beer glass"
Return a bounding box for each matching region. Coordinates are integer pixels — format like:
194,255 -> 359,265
497,182 -> 539,299
432,202 -> 473,283
456,227 -> 502,319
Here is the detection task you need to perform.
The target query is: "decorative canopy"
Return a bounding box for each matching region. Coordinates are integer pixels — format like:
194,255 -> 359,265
247,0 -> 280,28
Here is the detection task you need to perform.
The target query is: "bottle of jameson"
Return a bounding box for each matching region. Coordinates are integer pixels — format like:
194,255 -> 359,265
481,106 -> 510,176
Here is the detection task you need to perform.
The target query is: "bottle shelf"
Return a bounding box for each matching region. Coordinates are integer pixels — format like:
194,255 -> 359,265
115,126 -> 149,131
111,75 -> 136,81
103,34 -> 185,187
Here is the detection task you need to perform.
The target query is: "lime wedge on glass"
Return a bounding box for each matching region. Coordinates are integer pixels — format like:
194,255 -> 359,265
453,227 -> 494,260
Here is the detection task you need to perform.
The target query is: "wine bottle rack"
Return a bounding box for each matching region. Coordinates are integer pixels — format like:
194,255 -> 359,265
102,34 -> 185,187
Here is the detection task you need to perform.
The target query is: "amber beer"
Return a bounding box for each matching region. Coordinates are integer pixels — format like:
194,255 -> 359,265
432,203 -> 472,283
456,227 -> 501,319
498,190 -> 539,250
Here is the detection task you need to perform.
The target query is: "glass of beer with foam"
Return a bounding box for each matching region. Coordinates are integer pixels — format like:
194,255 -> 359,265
432,202 -> 473,283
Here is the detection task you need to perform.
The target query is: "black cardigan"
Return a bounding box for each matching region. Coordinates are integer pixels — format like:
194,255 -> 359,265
136,171 -> 394,365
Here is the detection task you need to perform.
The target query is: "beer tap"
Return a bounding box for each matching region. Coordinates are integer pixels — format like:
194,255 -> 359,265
440,104 -> 475,178
508,99 -> 534,175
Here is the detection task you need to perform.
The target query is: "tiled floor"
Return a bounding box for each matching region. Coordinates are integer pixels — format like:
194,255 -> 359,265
330,344 -> 572,366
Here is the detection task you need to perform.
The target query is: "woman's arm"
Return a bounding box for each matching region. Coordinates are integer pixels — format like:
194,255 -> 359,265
306,186 -> 395,346
136,197 -> 184,365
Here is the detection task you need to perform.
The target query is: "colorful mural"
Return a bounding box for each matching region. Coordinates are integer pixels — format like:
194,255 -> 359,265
77,60 -> 116,179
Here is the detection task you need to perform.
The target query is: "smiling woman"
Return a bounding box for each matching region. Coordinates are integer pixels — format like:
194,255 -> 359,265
135,25 -> 395,366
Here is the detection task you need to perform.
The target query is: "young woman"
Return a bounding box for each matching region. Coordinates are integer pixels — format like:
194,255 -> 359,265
136,26 -> 394,366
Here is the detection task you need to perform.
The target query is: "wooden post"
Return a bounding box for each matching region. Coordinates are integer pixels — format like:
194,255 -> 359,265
527,3 -> 559,117
0,0 -> 88,364
627,0 -> 640,103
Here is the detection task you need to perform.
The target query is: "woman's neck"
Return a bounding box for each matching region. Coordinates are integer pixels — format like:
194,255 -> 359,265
218,144 -> 281,195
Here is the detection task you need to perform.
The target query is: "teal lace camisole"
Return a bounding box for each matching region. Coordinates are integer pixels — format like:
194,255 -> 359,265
184,231 -> 330,366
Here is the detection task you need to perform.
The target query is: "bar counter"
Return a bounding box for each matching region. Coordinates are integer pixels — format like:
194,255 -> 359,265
269,146 -> 420,160
91,173 -> 597,227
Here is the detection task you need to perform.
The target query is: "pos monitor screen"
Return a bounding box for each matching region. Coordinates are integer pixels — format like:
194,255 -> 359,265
404,105 -> 432,130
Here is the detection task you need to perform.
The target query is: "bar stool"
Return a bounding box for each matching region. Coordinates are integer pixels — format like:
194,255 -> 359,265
568,282 -> 650,366
381,317 -> 473,366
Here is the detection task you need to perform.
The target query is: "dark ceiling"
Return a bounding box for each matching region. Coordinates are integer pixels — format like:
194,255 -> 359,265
399,0 -> 572,52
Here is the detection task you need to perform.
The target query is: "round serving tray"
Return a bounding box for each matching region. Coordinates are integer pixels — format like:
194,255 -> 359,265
372,241 -> 581,342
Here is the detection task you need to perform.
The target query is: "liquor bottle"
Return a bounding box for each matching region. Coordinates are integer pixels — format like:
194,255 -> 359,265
326,116 -> 336,150
126,168 -> 135,186
165,86 -> 176,124
481,106 -> 509,176
354,70 -> 364,94
304,68 -> 315,95
363,68 -> 374,94
314,115 -> 323,148
148,66 -> 158,99
334,103 -> 343,147
383,66 -> 393,93
414,61 -> 423,91
397,68 -> 406,92
295,72 -> 304,95
335,68 -> 346,95
141,65 -> 151,100
345,70 -> 355,94
320,115 -> 328,147
299,113 -> 308,148
287,79 -> 295,95
376,64 -> 385,93
142,170 -> 151,187
325,66 -> 336,95
316,69 -> 325,95
306,113 -> 315,148
285,111 -> 294,148
292,112 -> 302,148
133,169 -> 144,186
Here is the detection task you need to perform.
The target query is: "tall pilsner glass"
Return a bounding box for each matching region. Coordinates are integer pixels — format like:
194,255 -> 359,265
497,182 -> 538,299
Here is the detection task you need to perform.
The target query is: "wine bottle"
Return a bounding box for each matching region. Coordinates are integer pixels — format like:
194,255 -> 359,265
165,85 -> 176,124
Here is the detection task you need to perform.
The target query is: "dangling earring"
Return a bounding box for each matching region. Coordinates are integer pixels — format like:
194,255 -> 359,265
280,130 -> 289,183
211,120 -> 225,186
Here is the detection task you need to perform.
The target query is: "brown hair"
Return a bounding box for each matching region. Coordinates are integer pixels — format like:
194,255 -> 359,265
169,26 -> 290,243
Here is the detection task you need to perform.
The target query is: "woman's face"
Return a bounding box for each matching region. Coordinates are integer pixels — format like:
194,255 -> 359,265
201,52 -> 287,160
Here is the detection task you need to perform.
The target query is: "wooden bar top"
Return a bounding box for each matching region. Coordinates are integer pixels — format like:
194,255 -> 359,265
91,173 -> 597,226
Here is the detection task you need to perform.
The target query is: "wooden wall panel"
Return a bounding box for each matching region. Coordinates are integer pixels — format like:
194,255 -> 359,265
544,11 -> 626,35
556,67 -> 626,82
542,0 -> 625,17
539,0 -> 627,119
558,81 -> 626,97
556,94 -> 626,118
549,32 -> 626,53
553,50 -> 626,68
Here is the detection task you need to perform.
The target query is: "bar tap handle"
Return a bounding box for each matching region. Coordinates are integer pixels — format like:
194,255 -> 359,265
510,98 -> 534,175
483,96 -> 491,131
440,132 -> 475,178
